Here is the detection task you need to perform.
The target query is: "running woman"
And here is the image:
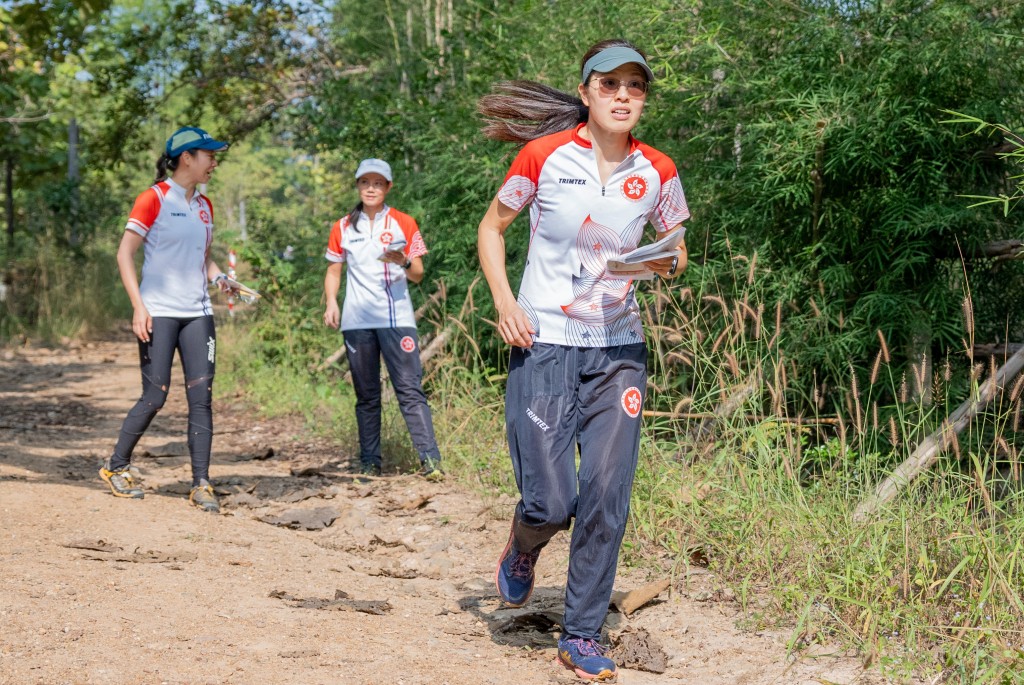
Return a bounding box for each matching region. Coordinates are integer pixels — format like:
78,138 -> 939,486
478,40 -> 689,681
100,126 -> 233,513
323,158 -> 444,480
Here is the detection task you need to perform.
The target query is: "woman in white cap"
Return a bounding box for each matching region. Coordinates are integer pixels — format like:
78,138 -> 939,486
477,39 -> 689,680
100,126 -> 234,513
323,158 -> 443,480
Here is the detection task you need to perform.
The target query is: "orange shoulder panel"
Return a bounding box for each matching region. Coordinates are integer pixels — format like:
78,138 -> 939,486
126,187 -> 163,231
635,142 -> 679,185
388,208 -> 420,243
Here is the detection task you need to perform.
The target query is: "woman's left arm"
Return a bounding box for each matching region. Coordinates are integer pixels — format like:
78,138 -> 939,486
642,224 -> 687,279
205,258 -> 232,292
404,256 -> 424,284
381,251 -> 424,284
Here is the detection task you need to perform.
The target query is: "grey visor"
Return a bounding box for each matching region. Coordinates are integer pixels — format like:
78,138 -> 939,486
581,46 -> 654,84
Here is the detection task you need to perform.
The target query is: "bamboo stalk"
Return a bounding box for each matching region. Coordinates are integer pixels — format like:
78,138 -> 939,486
853,345 -> 1024,522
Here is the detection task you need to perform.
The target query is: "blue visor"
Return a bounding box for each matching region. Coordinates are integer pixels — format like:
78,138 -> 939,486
581,46 -> 654,83
166,126 -> 230,157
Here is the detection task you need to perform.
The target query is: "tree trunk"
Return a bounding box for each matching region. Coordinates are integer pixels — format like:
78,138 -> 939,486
5,156 -> 13,244
68,118 -> 80,246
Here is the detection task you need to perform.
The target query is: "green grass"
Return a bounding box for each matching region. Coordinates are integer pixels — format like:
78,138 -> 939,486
629,428 -> 1024,682
0,234 -> 127,342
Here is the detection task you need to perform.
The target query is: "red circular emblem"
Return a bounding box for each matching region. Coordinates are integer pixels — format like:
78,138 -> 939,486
380,231 -> 394,245
621,175 -> 648,201
621,387 -> 643,418
199,210 -> 211,224
400,336 -> 416,353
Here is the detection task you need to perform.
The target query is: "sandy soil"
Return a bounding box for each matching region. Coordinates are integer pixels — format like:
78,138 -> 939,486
0,339 -> 903,685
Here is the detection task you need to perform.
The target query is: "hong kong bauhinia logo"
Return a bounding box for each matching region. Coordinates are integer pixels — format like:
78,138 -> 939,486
400,336 -> 416,353
621,386 -> 642,418
621,175 -> 648,201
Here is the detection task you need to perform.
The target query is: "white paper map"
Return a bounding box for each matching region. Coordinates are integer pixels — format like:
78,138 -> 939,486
606,227 -> 685,280
222,277 -> 261,303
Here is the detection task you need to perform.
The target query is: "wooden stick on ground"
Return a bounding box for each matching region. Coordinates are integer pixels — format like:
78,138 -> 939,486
853,345 -> 1024,522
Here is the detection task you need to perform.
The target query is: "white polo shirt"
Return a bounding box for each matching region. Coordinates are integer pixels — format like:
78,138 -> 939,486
325,205 -> 428,331
125,178 -> 214,318
497,124 -> 690,347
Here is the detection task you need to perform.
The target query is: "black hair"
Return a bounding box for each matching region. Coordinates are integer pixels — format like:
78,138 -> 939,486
478,39 -> 648,144
346,201 -> 365,232
155,152 -> 182,183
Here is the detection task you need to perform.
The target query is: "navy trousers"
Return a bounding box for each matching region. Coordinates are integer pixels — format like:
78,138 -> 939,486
505,343 -> 647,639
343,327 -> 442,469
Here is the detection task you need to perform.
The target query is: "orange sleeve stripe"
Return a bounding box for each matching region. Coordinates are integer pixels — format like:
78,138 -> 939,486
326,218 -> 345,258
126,188 -> 162,232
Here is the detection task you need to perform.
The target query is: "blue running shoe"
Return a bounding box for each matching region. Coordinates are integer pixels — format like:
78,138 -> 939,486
557,636 -> 617,681
494,525 -> 540,607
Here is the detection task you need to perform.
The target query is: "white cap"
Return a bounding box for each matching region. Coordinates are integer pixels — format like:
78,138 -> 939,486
355,158 -> 393,183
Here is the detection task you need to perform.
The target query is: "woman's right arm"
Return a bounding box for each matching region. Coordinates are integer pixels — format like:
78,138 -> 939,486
323,262 -> 344,329
477,196 -> 535,348
116,230 -> 151,343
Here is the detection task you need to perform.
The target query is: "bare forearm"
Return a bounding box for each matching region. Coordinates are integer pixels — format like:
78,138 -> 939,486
116,237 -> 144,309
324,264 -> 342,301
405,257 -> 425,284
478,199 -> 519,309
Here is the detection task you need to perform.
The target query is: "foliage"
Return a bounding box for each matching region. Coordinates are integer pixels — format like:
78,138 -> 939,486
941,111 -> 1024,217
635,0 -> 1024,406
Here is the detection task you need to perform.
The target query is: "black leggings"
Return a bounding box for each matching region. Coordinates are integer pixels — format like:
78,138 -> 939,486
110,315 -> 216,486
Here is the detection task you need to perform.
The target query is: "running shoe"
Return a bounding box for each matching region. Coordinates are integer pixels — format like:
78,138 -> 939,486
557,636 -> 617,681
358,461 -> 383,477
98,460 -> 144,499
189,479 -> 220,513
494,524 -> 540,607
420,458 -> 444,482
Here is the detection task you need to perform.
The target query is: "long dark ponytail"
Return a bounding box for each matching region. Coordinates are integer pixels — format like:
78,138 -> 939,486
154,152 -> 181,183
478,39 -> 647,144
346,201 -> 364,232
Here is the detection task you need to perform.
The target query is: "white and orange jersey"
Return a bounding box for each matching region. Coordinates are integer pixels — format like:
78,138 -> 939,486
497,124 -> 690,347
325,204 -> 428,331
125,178 -> 215,318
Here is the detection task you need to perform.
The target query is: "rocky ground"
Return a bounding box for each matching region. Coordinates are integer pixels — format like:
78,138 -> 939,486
0,339 -> 909,684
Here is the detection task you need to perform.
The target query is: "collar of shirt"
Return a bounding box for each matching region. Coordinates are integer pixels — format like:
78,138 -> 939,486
356,203 -> 391,225
164,177 -> 205,207
570,123 -> 642,158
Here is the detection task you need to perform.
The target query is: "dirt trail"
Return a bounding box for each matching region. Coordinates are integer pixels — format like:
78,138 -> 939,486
1,340 -> 892,685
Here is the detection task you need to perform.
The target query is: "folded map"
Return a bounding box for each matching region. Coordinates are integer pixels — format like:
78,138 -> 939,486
606,227 -> 685,279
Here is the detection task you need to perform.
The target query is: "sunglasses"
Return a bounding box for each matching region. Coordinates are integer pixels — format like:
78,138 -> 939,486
589,77 -> 649,98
